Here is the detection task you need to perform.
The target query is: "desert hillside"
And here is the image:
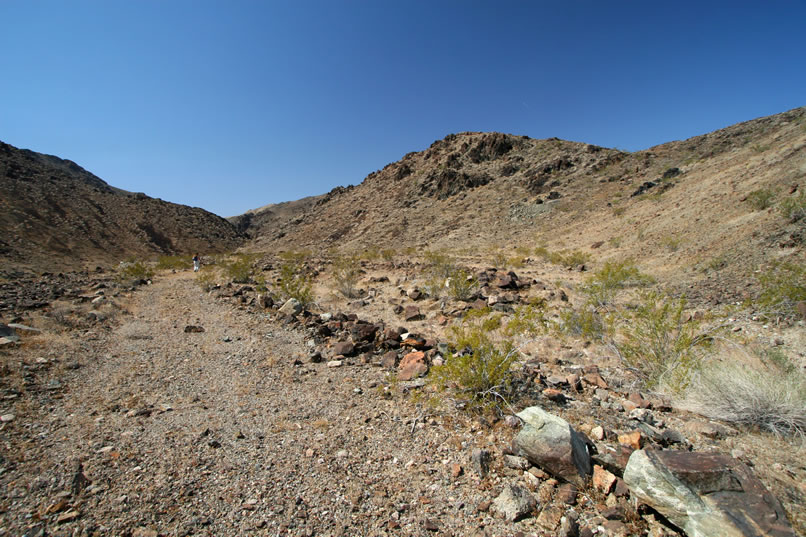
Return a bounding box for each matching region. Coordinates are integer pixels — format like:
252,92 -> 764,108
241,106 -> 806,303
0,141 -> 244,276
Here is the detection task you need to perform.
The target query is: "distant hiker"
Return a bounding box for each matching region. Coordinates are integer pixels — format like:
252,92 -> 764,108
192,254 -> 201,272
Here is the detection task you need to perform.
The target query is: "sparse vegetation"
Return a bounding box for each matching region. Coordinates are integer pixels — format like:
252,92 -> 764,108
610,291 -> 717,392
224,253 -> 258,283
278,251 -> 314,307
746,188 -> 775,210
156,254 -> 192,271
534,246 -> 591,268
430,309 -> 518,411
755,260 -> 806,320
117,261 -> 154,282
331,253 -> 362,298
581,259 -> 655,309
196,270 -> 217,292
682,347 -> 805,437
661,235 -> 682,252
779,191 -> 806,222
446,268 -> 479,301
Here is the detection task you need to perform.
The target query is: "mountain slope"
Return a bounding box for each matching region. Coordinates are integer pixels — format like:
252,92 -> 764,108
243,106 -> 806,300
0,141 -> 244,274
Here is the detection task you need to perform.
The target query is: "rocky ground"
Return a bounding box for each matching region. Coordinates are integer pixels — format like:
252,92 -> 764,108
1,261 -> 804,537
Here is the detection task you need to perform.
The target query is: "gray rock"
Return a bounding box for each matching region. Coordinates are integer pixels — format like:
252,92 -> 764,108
471,448 -> 492,478
0,324 -> 19,342
623,450 -> 797,537
513,406 -> 592,485
278,298 -> 302,316
492,483 -> 536,522
503,454 -> 531,471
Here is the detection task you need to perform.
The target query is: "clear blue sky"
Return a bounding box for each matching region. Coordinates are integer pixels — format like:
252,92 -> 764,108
2,1 -> 804,217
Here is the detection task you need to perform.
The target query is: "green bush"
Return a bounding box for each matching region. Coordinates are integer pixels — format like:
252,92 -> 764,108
332,254 -> 362,298
118,261 -> 154,282
581,259 -> 655,308
504,302 -> 550,338
430,310 -> 517,409
756,261 -> 806,320
446,268 -> 479,301
278,251 -> 314,307
557,307 -> 608,342
156,255 -> 191,271
611,291 -> 715,392
779,191 -> 806,222
534,246 -> 591,268
224,254 -> 258,284
745,189 -> 775,210
196,270 -> 217,292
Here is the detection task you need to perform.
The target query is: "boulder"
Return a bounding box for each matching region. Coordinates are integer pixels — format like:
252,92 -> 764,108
403,305 -> 423,321
624,450 -> 797,537
513,406 -> 592,485
0,324 -> 19,342
278,298 -> 302,316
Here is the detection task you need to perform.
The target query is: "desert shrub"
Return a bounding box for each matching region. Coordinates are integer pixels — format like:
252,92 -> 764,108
557,307 -> 608,342
504,301 -> 549,338
332,254 -> 362,298
661,235 -> 682,252
224,254 -> 257,284
446,268 -> 479,301
117,261 -> 154,282
156,255 -> 191,271
380,248 -> 396,262
361,247 -> 381,261
421,250 -> 458,299
755,261 -> 806,320
430,309 -> 517,410
610,291 -> 716,392
779,191 -> 806,222
581,259 -> 655,308
745,189 -> 775,210
490,249 -> 509,269
682,354 -> 805,437
535,247 -> 591,268
196,270 -> 217,292
278,251 -> 314,307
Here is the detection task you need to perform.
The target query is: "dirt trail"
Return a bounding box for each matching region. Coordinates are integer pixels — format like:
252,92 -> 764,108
2,272 -> 512,537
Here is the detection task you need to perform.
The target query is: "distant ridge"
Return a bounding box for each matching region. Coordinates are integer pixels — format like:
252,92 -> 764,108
0,140 -> 244,274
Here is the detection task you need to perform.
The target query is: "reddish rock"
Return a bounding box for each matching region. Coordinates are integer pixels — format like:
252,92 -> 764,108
582,372 -> 608,389
618,431 -> 643,450
542,388 -> 566,403
398,351 -> 428,380
628,392 -> 651,409
593,465 -> 617,494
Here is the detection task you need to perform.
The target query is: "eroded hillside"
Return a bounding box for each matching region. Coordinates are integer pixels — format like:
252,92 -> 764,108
0,142 -> 244,275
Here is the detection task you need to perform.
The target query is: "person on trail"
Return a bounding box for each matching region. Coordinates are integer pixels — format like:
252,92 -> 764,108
192,254 -> 201,272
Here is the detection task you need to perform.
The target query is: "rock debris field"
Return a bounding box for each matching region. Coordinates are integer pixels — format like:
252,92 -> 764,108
1,270 -> 803,537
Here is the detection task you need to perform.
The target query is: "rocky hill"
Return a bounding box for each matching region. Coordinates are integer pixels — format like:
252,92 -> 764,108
0,141 -> 244,275
241,106 -> 806,302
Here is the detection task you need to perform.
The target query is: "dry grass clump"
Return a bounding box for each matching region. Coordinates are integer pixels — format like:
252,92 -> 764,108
680,347 -> 806,437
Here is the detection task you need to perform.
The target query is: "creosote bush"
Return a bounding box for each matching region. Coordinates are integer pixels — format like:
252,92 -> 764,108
610,291 -> 716,392
779,191 -> 806,222
581,259 -> 655,309
446,268 -> 479,301
224,254 -> 258,284
755,260 -> 806,320
745,189 -> 775,210
117,261 -> 154,282
534,246 -> 590,268
156,255 -> 192,271
278,251 -> 314,307
430,309 -> 517,410
332,253 -> 362,298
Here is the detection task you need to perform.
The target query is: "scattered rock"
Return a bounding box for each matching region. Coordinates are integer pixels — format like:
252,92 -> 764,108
184,325 -> 205,333
278,298 -> 303,316
398,351 -> 428,381
492,484 -> 536,522
471,448 -> 492,478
